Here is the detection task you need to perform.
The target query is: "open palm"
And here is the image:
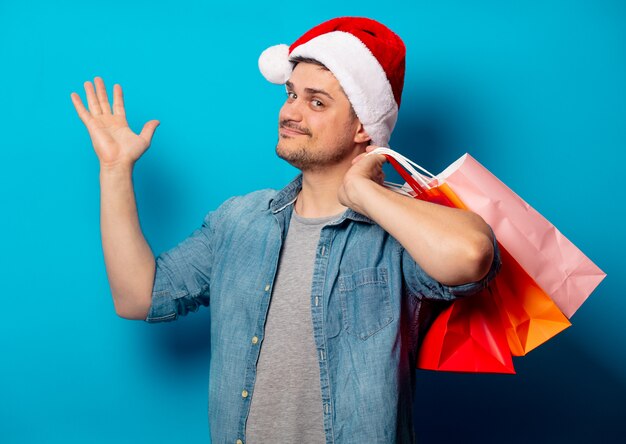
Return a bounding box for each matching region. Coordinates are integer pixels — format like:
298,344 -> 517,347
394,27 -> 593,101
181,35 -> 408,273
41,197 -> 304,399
71,77 -> 159,169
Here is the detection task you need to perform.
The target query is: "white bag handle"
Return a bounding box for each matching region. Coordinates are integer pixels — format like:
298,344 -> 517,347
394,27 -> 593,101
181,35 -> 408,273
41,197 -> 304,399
366,147 -> 436,189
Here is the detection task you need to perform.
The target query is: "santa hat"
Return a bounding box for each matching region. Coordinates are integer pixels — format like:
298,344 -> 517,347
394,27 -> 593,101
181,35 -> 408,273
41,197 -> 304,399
258,17 -> 405,147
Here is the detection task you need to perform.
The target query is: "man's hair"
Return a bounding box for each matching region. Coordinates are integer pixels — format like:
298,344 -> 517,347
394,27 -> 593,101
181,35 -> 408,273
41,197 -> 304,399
290,55 -> 329,70
289,56 -> 358,120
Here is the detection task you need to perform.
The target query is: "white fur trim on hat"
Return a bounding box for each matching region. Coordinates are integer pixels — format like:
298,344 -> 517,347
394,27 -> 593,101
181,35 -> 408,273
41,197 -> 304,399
258,44 -> 292,84
291,31 -> 398,147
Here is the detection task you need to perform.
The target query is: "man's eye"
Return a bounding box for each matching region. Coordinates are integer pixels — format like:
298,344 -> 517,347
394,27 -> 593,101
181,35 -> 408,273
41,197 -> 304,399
311,99 -> 324,108
286,91 -> 297,100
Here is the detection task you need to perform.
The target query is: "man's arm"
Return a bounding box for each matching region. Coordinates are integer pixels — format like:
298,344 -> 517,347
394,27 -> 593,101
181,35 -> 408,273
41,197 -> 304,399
71,77 -> 160,319
338,147 -> 494,286
99,165 -> 155,319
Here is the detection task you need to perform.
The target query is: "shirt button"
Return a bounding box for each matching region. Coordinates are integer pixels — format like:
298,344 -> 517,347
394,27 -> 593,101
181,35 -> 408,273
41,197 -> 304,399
264,284 -> 270,292
236,440 -> 243,444
242,389 -> 248,398
251,336 -> 259,344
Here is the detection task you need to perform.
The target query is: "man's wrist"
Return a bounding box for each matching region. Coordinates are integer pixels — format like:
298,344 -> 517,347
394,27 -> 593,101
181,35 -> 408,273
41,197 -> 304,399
99,162 -> 134,184
343,177 -> 383,217
100,160 -> 134,175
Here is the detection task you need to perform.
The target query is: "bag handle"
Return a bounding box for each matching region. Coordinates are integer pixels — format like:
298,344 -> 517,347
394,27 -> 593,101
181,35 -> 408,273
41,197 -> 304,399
367,147 -> 434,197
368,147 -> 436,179
367,147 -> 457,208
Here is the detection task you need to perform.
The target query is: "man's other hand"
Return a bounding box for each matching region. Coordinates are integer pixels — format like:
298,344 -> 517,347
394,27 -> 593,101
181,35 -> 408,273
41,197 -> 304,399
338,145 -> 387,217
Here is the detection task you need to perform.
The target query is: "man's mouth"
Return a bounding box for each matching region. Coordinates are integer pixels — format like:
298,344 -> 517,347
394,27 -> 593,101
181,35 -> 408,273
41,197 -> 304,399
279,122 -> 311,137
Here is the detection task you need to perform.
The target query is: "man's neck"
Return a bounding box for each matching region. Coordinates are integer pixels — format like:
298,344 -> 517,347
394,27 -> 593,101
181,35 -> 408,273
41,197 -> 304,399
295,163 -> 351,219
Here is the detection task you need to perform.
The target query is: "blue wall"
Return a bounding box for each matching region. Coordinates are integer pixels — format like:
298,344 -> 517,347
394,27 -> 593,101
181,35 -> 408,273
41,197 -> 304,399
1,1 -> 623,442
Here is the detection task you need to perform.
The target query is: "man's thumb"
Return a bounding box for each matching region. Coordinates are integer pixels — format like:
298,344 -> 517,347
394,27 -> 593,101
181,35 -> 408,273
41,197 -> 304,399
140,120 -> 160,144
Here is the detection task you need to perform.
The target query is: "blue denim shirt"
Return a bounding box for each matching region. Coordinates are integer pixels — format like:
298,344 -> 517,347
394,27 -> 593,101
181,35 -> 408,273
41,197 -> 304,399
145,174 -> 501,443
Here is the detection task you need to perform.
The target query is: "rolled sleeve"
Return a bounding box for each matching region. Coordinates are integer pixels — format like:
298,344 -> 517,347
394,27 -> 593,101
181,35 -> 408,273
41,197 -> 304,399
401,226 -> 502,301
144,211 -> 216,323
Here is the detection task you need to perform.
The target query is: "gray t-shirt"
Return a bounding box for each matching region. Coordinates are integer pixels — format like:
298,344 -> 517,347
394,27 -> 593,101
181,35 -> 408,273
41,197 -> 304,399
245,207 -> 342,443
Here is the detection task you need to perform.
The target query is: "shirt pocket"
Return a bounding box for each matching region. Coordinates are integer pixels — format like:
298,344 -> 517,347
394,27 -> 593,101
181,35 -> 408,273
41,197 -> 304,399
338,267 -> 394,340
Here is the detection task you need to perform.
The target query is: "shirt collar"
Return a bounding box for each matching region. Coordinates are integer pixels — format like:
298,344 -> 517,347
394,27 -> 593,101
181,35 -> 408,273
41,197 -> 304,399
268,174 -> 375,225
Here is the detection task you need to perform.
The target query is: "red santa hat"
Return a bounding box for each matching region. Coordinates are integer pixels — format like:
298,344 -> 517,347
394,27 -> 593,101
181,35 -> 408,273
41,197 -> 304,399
258,17 -> 406,147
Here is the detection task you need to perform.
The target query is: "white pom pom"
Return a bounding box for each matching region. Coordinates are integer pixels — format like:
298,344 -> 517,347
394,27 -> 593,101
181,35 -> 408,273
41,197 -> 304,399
258,44 -> 292,84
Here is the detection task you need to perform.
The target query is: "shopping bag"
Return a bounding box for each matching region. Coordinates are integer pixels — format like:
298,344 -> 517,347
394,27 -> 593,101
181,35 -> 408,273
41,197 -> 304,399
370,148 -> 601,372
417,287 -> 516,374
490,244 -> 571,356
431,182 -> 572,356
438,154 -> 606,318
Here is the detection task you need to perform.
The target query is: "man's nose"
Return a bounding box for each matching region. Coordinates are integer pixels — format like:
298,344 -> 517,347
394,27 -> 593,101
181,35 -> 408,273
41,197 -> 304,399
280,98 -> 304,122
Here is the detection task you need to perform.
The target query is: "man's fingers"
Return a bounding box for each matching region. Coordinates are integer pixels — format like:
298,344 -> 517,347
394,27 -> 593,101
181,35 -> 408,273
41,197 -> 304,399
70,92 -> 93,125
113,84 -> 126,117
94,77 -> 112,114
84,80 -> 102,115
139,120 -> 160,144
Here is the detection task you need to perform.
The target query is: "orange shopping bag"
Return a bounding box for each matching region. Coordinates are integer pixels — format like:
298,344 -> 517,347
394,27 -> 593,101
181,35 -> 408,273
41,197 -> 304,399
490,245 -> 571,357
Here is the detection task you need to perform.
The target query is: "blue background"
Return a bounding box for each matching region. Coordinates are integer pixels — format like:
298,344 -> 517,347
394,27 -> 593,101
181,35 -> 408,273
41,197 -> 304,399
1,0 -> 623,442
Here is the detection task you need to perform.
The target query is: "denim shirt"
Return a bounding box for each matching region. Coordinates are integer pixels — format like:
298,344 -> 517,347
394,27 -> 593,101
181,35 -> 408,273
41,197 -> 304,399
145,174 -> 501,444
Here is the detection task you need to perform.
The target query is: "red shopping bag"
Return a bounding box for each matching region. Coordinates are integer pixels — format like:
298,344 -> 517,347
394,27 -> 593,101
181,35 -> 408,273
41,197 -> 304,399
417,287 -> 515,374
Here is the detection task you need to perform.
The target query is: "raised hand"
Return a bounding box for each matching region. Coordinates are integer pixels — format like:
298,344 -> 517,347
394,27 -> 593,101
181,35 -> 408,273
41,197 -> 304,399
70,77 -> 160,169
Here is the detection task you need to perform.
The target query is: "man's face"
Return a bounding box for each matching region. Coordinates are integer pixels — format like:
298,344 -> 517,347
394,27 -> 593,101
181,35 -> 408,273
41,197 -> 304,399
276,62 -> 364,172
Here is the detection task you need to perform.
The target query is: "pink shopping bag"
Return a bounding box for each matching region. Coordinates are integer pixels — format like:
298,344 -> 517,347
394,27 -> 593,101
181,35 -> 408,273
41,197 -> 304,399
437,154 -> 606,318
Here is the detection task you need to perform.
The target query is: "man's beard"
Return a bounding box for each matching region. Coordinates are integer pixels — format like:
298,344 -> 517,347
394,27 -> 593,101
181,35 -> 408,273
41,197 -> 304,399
275,121 -> 355,172
275,139 -> 355,172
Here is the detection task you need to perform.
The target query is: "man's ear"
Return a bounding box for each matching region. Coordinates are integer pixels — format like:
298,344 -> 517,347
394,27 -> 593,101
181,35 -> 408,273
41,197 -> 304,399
353,121 -> 372,144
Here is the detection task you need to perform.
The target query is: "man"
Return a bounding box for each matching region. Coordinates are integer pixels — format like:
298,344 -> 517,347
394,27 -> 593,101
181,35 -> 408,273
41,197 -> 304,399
71,16 -> 500,444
